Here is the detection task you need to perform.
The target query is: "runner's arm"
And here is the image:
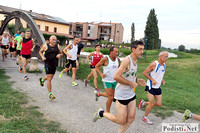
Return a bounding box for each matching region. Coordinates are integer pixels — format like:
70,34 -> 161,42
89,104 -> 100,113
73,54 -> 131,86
39,44 -> 47,61
114,57 -> 138,88
63,44 -> 71,56
87,52 -> 94,64
31,39 -> 36,51
56,44 -> 63,58
95,57 -> 107,78
142,62 -> 157,85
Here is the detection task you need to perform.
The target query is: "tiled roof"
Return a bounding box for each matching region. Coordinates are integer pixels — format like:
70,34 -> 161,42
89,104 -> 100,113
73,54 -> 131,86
0,5 -> 70,25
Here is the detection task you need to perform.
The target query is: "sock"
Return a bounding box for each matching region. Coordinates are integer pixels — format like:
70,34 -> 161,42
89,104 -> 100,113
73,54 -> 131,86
49,92 -> 52,96
99,110 -> 104,117
189,113 -> 194,118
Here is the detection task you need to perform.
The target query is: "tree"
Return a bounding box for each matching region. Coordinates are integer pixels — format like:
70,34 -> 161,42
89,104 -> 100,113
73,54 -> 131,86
131,22 -> 135,43
144,9 -> 161,50
178,45 -> 185,52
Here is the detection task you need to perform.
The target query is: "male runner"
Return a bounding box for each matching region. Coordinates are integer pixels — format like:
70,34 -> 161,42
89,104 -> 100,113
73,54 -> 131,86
15,31 -> 25,72
93,41 -> 146,133
39,35 -> 63,100
59,36 -> 79,86
94,46 -> 120,113
137,51 -> 168,125
183,109 -> 200,122
20,30 -> 35,80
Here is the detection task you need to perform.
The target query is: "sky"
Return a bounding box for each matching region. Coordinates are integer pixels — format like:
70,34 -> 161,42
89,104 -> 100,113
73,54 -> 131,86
1,0 -> 200,49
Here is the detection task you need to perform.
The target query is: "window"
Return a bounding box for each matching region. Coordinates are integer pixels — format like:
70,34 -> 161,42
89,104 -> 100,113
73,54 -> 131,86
37,25 -> 40,29
54,27 -> 57,33
88,26 -> 90,30
45,26 -> 49,31
88,34 -> 90,37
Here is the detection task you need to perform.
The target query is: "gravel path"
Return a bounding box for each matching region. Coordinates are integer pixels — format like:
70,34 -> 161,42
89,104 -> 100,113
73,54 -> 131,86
0,55 -> 198,133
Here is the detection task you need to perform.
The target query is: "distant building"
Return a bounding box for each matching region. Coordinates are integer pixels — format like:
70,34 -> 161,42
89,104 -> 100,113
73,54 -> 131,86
0,5 -> 73,38
70,21 -> 124,44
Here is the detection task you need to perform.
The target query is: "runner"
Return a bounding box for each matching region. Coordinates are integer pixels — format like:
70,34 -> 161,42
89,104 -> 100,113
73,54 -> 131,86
59,36 -> 79,87
15,31 -> 25,72
19,30 -> 36,80
137,51 -> 168,125
183,109 -> 200,122
93,41 -> 146,133
84,44 -> 103,91
39,35 -> 63,100
94,46 -> 120,113
9,36 -> 17,59
1,31 -> 10,61
14,30 -> 21,37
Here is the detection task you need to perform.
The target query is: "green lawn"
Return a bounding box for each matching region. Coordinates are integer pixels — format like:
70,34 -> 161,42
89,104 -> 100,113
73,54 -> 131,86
76,50 -> 200,118
0,69 -> 67,133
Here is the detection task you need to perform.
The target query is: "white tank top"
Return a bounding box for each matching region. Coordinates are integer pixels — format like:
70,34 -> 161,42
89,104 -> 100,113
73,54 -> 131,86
2,36 -> 9,46
102,55 -> 119,83
67,43 -> 78,60
114,55 -> 137,100
146,61 -> 166,89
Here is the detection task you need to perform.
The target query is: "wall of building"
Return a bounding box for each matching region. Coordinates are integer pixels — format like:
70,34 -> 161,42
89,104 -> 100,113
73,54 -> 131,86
34,20 -> 69,34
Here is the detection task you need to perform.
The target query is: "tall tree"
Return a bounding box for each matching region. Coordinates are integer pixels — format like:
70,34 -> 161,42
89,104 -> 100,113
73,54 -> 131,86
144,9 -> 161,50
131,22 -> 135,43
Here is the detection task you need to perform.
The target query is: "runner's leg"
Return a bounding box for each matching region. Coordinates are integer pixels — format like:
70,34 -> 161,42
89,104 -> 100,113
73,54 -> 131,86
103,100 -> 128,125
144,92 -> 155,117
118,100 -> 136,133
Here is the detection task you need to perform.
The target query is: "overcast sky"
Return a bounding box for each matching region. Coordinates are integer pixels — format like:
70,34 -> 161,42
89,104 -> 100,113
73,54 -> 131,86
1,0 -> 200,49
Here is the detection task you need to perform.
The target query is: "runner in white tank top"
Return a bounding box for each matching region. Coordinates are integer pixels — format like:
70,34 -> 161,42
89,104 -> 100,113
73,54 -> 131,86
95,47 -> 120,113
146,60 -> 166,89
67,43 -> 78,61
1,31 -> 10,61
93,41 -> 146,133
59,36 -> 79,87
137,51 -> 168,125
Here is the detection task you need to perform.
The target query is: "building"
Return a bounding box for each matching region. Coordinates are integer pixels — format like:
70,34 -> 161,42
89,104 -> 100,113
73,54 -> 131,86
70,21 -> 124,44
0,5 -> 73,38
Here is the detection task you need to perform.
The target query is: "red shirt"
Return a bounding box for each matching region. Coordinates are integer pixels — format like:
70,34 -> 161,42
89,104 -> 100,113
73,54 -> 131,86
21,38 -> 33,55
92,51 -> 102,66
10,41 -> 13,47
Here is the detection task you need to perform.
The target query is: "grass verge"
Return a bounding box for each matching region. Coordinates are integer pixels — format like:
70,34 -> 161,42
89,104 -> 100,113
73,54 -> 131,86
0,69 -> 67,133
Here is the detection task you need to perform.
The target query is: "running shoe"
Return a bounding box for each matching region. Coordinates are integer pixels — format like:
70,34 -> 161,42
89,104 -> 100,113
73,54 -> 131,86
24,75 -> 29,81
142,116 -> 153,125
183,109 -> 192,122
19,67 -> 22,72
94,90 -> 99,101
16,61 -> 19,65
137,99 -> 145,109
84,79 -> 88,87
72,81 -> 78,86
92,107 -> 104,122
49,94 -> 56,100
39,78 -> 44,87
95,88 -> 100,92
59,71 -> 63,78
